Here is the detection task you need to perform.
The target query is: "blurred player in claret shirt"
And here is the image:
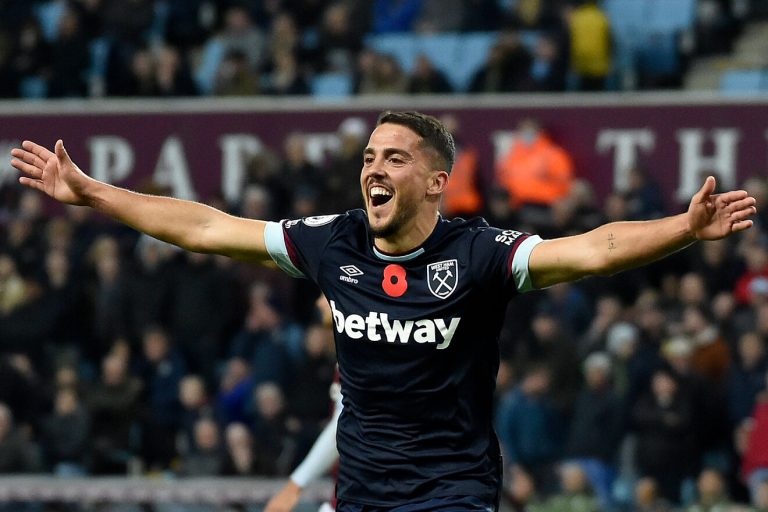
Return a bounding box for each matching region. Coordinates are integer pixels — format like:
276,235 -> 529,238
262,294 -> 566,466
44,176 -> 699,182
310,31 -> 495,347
12,111 -> 756,511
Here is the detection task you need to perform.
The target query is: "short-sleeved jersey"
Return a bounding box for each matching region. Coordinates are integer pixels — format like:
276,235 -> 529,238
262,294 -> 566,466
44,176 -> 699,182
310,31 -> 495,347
264,209 -> 542,507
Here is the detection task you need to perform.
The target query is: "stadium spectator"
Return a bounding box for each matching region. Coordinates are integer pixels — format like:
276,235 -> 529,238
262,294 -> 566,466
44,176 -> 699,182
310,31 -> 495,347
285,324 -> 336,460
568,0 -> 612,91
169,251 -> 231,386
691,239 -> 744,296
276,132 -> 323,218
438,114 -> 484,219
222,422 -> 264,476
357,53 -> 409,95
631,367 -> 698,504
530,34 -> 567,92
514,307 -> 582,411
228,282 -> 295,388
177,374 -> 215,456
85,236 -> 127,359
86,352 -> 142,475
178,417 -> 225,476
48,7 -> 90,98
136,326 -> 187,471
39,387 -> 90,476
214,49 -> 262,96
727,331 -> 768,426
496,365 -> 567,494
216,357 -> 254,426
219,5 -> 267,71
10,19 -> 51,98
0,402 -> 40,473
625,166 -> 666,220
503,466 -> 543,512
535,462 -> 600,512
312,2 -> 363,74
123,235 -> 174,345
320,117 -> 369,214
565,352 -> 624,510
683,305 -> 731,386
686,467 -> 735,512
633,476 -> 674,512
407,54 -> 453,94
153,44 -> 198,97
251,382 -> 292,476
495,117 -> 575,223
735,240 -> 768,305
469,32 -> 534,93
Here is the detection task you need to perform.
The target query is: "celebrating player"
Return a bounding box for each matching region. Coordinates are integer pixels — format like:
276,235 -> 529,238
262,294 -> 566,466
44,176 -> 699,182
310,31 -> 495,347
11,111 -> 756,511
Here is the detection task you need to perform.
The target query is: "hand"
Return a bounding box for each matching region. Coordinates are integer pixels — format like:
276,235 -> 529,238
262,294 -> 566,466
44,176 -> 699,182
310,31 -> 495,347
264,480 -> 301,512
11,140 -> 93,206
688,176 -> 757,240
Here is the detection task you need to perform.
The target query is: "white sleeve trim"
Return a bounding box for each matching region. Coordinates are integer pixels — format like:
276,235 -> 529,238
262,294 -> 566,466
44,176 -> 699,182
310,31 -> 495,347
264,221 -> 305,278
511,235 -> 544,293
290,399 -> 342,488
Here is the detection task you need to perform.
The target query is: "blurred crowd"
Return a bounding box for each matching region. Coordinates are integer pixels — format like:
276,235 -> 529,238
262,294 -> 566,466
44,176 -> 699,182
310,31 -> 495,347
2,112 -> 768,512
0,0 -> 754,100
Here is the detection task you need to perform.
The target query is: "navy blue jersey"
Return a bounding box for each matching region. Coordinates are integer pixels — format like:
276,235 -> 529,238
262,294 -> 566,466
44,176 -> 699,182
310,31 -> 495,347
264,210 -> 542,506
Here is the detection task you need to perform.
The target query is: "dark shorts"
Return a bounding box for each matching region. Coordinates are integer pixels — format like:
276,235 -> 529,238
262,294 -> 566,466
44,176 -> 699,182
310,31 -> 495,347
335,496 -> 495,512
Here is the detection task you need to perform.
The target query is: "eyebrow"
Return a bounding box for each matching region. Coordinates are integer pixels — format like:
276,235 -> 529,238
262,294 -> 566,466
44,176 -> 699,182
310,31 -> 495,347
363,147 -> 414,161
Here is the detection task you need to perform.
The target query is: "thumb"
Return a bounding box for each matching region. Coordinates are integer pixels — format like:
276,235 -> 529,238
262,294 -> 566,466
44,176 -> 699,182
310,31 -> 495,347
693,175 -> 716,203
55,139 -> 72,165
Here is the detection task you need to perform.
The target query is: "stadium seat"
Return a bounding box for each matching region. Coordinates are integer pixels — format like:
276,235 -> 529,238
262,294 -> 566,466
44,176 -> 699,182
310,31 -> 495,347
311,72 -> 353,98
719,70 -> 768,94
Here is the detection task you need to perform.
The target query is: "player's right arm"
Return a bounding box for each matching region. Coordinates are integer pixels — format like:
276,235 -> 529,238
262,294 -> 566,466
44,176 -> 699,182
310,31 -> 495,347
11,140 -> 272,263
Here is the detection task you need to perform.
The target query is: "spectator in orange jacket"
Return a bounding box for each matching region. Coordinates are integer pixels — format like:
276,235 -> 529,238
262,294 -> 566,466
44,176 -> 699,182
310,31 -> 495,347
440,115 -> 483,218
495,118 -> 574,217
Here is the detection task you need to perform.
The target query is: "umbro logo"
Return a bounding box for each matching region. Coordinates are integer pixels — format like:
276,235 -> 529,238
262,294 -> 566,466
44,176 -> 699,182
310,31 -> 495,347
339,265 -> 363,284
340,265 -> 364,277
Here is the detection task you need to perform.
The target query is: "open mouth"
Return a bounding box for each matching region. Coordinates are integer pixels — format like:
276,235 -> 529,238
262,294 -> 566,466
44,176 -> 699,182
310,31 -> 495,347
370,185 -> 393,207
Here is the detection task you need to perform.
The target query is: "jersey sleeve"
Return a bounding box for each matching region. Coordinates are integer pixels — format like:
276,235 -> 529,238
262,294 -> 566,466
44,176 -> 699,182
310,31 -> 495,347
470,227 -> 544,296
263,214 -> 344,281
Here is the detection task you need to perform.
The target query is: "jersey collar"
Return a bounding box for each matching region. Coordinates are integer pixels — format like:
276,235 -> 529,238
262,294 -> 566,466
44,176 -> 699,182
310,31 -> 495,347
370,215 -> 447,262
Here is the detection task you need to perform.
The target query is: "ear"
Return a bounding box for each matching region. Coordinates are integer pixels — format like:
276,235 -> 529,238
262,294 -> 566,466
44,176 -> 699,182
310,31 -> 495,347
426,170 -> 449,197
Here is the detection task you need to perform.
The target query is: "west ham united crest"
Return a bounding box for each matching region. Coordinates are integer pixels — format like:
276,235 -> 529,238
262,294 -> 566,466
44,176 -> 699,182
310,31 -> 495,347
427,259 -> 458,299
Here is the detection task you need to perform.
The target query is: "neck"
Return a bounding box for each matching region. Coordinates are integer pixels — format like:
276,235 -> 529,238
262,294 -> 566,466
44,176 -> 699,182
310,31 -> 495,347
374,212 -> 439,254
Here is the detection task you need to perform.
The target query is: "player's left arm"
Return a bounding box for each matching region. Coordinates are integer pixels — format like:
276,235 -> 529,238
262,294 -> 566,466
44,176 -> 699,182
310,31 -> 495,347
528,176 -> 757,289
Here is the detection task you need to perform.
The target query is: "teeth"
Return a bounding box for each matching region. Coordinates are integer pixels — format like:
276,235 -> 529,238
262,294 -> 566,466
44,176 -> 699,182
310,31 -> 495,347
370,186 -> 392,197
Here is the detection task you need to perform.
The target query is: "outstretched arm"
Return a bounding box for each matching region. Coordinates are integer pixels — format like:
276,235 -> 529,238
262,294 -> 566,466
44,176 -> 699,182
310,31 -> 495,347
529,176 -> 756,289
11,140 -> 271,262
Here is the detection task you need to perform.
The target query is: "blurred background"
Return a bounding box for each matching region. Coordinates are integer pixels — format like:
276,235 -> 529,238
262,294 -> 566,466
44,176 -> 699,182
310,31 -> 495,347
1,0 -> 768,511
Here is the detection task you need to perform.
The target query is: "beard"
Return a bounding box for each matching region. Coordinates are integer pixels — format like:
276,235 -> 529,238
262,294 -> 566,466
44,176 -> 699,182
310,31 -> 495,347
368,196 -> 418,240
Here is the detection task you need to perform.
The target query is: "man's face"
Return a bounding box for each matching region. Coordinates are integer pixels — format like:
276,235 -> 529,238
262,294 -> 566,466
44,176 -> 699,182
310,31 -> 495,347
360,123 -> 438,239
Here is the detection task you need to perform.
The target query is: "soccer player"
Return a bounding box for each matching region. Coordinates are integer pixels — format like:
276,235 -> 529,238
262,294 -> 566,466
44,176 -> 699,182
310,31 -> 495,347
11,111 -> 756,511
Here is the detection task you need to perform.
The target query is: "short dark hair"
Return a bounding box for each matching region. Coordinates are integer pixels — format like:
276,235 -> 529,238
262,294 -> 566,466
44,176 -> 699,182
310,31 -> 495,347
376,111 -> 455,174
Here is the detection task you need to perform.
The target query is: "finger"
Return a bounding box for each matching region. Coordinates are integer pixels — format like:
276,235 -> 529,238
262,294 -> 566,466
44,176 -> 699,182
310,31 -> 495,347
725,196 -> 757,213
731,219 -> 754,233
11,148 -> 47,170
729,206 -> 757,222
55,139 -> 73,165
692,176 -> 716,203
10,158 -> 44,178
714,190 -> 750,205
21,140 -> 54,161
18,176 -> 45,192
